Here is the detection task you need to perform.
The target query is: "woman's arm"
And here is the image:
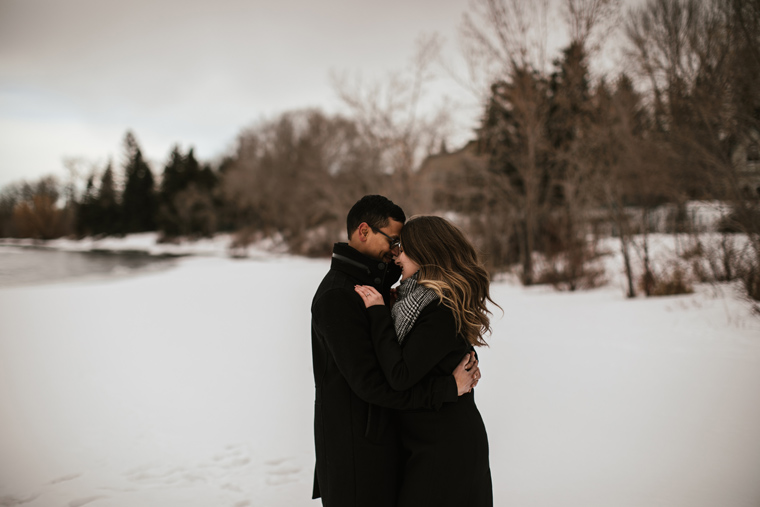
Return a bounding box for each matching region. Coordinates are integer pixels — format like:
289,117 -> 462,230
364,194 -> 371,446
314,287 -> 460,409
355,285 -> 477,393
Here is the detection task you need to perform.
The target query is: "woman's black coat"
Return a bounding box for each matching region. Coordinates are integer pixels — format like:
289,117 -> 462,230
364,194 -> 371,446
367,300 -> 493,507
311,243 -> 458,507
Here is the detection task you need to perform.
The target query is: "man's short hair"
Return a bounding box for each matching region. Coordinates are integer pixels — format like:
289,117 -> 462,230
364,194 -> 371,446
346,195 -> 406,239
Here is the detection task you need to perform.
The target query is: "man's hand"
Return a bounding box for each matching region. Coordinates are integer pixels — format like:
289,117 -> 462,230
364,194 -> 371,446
453,351 -> 481,396
464,351 -> 477,371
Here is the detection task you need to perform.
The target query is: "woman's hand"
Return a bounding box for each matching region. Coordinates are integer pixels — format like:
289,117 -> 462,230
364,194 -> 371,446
453,352 -> 480,396
354,285 -> 385,308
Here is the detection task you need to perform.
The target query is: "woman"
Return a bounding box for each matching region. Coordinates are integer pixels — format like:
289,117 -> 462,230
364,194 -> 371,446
354,215 -> 497,507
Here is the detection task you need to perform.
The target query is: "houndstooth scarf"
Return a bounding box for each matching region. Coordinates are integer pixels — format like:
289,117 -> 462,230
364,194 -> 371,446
391,273 -> 438,344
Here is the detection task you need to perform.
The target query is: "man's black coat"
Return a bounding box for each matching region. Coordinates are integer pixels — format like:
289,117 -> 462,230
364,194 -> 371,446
311,243 -> 457,507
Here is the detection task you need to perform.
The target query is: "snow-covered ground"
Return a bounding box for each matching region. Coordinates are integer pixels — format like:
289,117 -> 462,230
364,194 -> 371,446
1,249 -> 759,506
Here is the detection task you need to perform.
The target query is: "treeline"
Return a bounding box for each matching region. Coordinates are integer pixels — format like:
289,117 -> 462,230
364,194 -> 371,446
0,111 -> 401,254
0,132 -> 221,241
0,0 -> 758,305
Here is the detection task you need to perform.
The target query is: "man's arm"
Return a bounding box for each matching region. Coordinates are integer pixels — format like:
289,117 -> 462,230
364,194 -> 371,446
314,288 -> 458,410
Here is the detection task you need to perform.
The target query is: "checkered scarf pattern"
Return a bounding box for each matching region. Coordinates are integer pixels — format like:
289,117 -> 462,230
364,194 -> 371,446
391,273 -> 439,344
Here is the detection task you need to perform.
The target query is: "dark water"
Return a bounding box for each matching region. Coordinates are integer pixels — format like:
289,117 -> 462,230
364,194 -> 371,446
0,246 -> 179,287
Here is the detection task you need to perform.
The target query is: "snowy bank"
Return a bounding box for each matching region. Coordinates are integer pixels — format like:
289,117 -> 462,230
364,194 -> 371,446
0,232 -> 289,259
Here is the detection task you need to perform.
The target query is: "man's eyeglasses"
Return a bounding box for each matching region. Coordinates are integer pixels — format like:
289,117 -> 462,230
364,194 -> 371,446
371,227 -> 400,249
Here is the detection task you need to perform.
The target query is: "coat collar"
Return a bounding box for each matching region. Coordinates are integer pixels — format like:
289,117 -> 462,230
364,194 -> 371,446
331,243 -> 401,291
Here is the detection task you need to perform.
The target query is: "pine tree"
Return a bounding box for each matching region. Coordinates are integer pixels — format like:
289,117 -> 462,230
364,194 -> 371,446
157,146 -> 219,238
98,161 -> 122,235
121,132 -> 156,233
157,146 -> 185,236
545,41 -> 597,289
76,174 -> 98,236
475,66 -> 553,281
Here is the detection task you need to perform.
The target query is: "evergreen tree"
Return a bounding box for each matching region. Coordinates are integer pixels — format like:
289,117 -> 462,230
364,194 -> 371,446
547,41 -> 593,177
157,146 -> 185,236
160,146 -> 185,198
183,147 -> 201,187
76,174 -> 98,236
545,41 -> 597,288
474,42 -> 602,286
178,148 -> 218,237
0,183 -> 21,237
157,146 -> 219,238
121,132 -> 156,233
97,162 -> 122,235
475,66 -> 553,281
198,162 -> 219,193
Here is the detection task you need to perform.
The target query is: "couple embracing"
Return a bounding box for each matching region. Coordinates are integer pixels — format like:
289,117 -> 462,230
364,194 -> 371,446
311,195 -> 496,507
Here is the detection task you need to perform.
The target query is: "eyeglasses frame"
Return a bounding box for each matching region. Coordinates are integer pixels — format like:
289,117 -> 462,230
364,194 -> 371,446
371,226 -> 400,250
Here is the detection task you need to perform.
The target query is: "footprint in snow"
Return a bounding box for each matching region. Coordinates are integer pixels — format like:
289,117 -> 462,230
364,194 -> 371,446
49,473 -> 82,485
264,458 -> 301,486
125,465 -> 191,486
0,493 -> 40,507
67,496 -> 108,507
212,444 -> 252,469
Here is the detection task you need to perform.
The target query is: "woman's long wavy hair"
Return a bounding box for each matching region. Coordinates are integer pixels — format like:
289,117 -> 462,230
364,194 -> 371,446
400,216 -> 500,347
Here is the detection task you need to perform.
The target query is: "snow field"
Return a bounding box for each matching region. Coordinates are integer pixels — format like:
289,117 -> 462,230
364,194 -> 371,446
0,254 -> 759,507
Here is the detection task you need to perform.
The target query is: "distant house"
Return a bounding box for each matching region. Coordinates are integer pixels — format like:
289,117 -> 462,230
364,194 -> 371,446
732,130 -> 760,197
415,135 -> 758,235
414,141 -> 489,212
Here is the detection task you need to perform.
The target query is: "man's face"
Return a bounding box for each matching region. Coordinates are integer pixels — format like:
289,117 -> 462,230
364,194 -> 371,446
363,219 -> 403,263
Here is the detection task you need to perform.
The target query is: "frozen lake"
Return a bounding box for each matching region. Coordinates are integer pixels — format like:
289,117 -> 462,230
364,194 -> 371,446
0,245 -> 178,287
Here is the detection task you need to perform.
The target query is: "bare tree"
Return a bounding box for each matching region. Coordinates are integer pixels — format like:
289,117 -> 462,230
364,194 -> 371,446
624,0 -> 760,303
331,35 -> 453,212
458,0 -> 556,282
461,0 -> 552,81
10,176 -> 70,239
221,109 -> 385,256
563,0 -> 621,55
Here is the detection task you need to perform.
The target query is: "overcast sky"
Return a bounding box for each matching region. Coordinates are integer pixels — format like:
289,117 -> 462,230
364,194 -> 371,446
0,0 -> 633,189
0,0 -> 474,187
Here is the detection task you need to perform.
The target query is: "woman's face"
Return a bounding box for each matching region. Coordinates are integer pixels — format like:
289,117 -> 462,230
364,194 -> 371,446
394,248 -> 420,281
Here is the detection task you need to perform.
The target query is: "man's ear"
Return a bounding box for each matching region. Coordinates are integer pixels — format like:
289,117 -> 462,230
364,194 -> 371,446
349,222 -> 370,244
357,222 -> 370,242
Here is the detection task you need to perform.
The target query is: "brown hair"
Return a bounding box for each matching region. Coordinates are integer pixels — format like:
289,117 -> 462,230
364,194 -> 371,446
400,216 -> 499,347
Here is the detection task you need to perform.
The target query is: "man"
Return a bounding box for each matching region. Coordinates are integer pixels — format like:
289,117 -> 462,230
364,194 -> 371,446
311,195 -> 479,506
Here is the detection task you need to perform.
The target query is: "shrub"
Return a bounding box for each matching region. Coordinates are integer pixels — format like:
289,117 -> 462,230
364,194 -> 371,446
679,240 -> 704,260
640,264 -> 694,297
717,208 -> 760,234
533,248 -> 607,291
738,258 -> 760,311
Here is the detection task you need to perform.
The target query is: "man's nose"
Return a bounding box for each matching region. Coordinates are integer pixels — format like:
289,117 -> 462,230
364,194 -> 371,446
390,245 -> 400,256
